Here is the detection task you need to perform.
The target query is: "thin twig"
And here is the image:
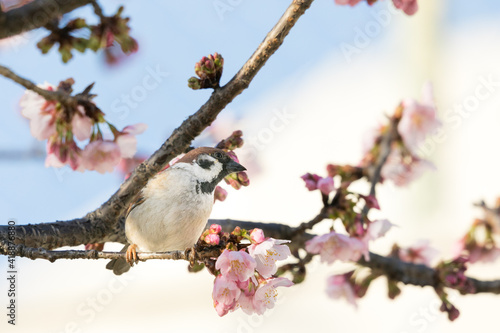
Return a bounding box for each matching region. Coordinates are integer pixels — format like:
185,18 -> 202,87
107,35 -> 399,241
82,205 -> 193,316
290,210 -> 328,238
89,0 -> 105,21
0,64 -> 77,105
361,117 -> 397,216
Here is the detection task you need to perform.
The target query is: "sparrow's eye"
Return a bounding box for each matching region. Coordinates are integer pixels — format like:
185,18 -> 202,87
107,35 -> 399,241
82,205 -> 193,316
213,152 -> 223,159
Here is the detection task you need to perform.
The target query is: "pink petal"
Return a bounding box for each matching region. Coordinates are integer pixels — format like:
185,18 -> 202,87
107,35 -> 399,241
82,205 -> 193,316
116,134 -> 138,158
123,123 -> 148,135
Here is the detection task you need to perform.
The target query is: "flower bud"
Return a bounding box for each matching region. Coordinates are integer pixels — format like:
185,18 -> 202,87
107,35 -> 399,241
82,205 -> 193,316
214,186 -> 228,202
188,53 -> 224,89
210,224 -> 222,234
250,228 -> 265,244
205,233 -> 220,245
187,77 -> 201,90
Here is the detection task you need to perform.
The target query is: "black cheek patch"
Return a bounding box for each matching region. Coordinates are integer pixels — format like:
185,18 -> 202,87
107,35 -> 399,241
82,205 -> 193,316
198,159 -> 214,170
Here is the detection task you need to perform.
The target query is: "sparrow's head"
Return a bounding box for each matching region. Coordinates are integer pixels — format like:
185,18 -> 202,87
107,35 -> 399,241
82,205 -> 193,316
173,147 -> 246,194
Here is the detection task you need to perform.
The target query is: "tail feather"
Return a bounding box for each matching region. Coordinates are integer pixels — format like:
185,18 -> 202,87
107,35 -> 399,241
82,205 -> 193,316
106,245 -> 131,275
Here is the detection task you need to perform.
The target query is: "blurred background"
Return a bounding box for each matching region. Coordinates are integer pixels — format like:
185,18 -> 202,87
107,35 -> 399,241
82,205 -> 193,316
1,0 -> 500,332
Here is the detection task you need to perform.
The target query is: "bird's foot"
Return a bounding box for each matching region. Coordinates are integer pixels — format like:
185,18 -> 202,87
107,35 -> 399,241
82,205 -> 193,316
185,247 -> 196,267
126,244 -> 139,266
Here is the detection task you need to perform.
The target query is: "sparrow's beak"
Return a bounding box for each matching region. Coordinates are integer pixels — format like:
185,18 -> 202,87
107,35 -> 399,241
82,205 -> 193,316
226,159 -> 246,173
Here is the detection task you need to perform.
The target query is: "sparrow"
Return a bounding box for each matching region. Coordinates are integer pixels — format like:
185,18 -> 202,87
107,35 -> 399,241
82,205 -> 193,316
106,147 -> 246,275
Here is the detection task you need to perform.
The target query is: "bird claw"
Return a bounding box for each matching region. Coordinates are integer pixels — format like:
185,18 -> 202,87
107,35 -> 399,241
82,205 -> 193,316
126,244 -> 139,266
185,247 -> 196,267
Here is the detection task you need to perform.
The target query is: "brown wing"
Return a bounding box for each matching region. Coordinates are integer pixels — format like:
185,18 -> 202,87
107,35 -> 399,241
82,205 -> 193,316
125,194 -> 145,219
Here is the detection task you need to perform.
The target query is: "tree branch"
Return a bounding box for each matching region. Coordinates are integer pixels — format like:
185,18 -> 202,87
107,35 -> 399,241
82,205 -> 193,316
0,64 -> 81,106
0,0 -> 93,39
3,222 -> 499,295
84,0 -> 315,231
0,241 -> 220,262
361,117 -> 398,216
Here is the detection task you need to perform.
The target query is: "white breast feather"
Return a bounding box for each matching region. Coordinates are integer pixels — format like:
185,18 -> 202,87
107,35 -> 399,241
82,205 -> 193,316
125,165 -> 214,252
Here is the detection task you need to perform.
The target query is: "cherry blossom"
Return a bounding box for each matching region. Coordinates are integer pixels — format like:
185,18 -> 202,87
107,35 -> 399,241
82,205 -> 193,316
306,231 -> 369,263
20,83 -> 57,140
399,240 -> 438,265
453,236 -> 500,264
467,246 -> 500,263
248,238 -> 291,278
252,277 -> 293,315
212,275 -> 241,317
381,147 -> 435,186
335,0 -> 363,6
71,106 -> 93,141
215,249 -> 256,282
116,155 -> 147,179
238,277 -> 293,315
364,219 -> 394,242
45,138 -> 84,171
82,140 -> 122,174
115,123 -> 148,158
326,274 -> 357,308
398,83 -> 441,154
392,0 -> 418,15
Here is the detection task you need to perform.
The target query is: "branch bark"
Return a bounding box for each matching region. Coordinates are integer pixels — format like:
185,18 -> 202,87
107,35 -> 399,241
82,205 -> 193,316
0,64 -> 84,106
3,223 -> 499,295
0,0 -> 92,39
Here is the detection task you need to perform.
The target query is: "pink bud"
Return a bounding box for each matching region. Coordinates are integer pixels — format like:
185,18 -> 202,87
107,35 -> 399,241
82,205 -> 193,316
250,229 -> 265,244
361,195 -> 380,210
448,307 -> 460,321
210,224 -> 222,234
301,173 -> 320,191
214,186 -> 228,202
317,177 -> 334,195
237,172 -> 250,186
205,233 -> 220,245
445,275 -> 457,285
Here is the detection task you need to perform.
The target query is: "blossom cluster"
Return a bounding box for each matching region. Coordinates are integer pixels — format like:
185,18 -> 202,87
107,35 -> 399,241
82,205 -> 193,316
453,200 -> 500,263
392,240 -> 438,266
20,80 -> 146,173
300,166 -> 396,306
37,7 -> 138,63
213,130 -> 249,201
188,53 -> 224,90
305,218 -> 393,265
335,0 -> 419,16
360,83 -> 441,186
210,227 -> 293,316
